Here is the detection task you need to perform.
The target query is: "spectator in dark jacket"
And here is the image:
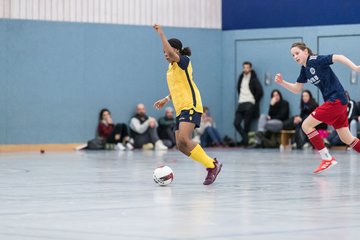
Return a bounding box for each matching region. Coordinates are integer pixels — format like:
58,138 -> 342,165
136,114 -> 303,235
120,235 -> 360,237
129,103 -> 168,150
254,89 -> 289,147
234,61 -> 263,146
157,107 -> 176,148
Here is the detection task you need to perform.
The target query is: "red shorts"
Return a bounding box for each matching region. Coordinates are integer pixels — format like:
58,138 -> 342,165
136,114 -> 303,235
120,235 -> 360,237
311,100 -> 348,129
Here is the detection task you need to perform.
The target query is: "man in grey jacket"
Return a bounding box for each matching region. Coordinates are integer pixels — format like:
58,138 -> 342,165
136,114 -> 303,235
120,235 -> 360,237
129,103 -> 167,150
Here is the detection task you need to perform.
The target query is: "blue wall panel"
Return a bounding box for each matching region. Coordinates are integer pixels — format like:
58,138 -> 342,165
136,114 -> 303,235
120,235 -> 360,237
233,37 -> 303,141
5,22 -> 85,143
235,37 -> 304,118
1,18 -> 360,144
0,20 -> 222,144
0,22 -> 6,142
222,25 -> 360,139
223,0 -> 360,30
318,35 -> 360,102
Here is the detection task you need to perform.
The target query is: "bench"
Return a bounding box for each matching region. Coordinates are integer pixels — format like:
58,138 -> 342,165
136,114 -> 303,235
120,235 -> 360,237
279,130 -> 296,150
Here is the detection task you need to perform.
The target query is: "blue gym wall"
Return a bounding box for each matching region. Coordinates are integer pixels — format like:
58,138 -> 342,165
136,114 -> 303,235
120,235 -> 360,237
2,0 -> 360,145
220,0 -> 360,140
222,24 -> 360,140
0,20 -> 222,144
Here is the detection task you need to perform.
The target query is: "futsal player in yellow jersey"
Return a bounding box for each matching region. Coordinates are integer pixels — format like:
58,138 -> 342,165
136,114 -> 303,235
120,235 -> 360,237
153,24 -> 222,185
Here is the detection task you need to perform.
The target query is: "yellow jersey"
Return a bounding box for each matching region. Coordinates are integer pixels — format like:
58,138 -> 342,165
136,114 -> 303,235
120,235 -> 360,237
166,56 -> 203,116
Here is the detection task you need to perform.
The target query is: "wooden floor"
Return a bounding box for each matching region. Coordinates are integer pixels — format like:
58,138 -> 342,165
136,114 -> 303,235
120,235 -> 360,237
0,148 -> 359,240
0,143 -> 80,152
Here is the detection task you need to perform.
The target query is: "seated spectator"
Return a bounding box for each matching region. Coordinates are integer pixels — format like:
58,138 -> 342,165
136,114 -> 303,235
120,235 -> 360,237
129,103 -> 167,150
326,91 -> 360,147
98,108 -> 133,150
254,89 -> 289,148
157,107 -> 176,148
283,90 -> 327,149
194,107 -> 223,147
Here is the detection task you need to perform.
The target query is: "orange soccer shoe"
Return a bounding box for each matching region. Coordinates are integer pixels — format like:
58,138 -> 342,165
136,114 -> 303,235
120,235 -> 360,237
313,157 -> 337,174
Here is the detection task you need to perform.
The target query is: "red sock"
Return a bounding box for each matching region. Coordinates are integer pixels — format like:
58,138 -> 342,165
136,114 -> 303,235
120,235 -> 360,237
350,138 -> 360,153
306,130 -> 325,150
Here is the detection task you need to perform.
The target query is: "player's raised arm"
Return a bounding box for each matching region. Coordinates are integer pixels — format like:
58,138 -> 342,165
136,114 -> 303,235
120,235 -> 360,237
332,54 -> 360,72
275,73 -> 303,94
153,24 -> 180,63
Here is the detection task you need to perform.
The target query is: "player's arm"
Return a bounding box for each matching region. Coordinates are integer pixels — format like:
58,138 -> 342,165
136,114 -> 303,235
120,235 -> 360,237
275,73 -> 303,94
153,24 -> 180,63
333,55 -> 360,72
154,94 -> 171,110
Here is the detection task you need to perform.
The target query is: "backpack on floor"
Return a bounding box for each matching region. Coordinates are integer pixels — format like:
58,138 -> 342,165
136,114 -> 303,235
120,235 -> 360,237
86,138 -> 106,150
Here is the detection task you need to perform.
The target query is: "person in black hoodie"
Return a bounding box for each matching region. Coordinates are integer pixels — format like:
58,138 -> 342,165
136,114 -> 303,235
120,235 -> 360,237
234,61 -> 263,146
283,90 -> 327,149
254,89 -> 289,147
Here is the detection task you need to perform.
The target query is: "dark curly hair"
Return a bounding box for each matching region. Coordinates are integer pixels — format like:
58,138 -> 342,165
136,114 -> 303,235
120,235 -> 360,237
99,108 -> 110,121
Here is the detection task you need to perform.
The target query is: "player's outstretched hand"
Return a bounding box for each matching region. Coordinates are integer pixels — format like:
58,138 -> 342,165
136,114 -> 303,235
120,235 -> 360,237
153,98 -> 168,110
153,24 -> 163,34
275,73 -> 283,84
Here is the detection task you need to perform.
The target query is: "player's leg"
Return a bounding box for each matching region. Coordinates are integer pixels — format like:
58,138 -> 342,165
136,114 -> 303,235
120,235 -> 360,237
302,115 -> 337,173
349,119 -> 358,138
175,110 -> 222,185
176,122 -> 217,169
336,127 -> 360,153
302,115 -> 326,150
175,122 -> 198,156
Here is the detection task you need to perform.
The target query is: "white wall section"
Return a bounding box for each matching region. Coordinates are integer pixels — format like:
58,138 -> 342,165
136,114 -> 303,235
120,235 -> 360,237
0,0 -> 221,28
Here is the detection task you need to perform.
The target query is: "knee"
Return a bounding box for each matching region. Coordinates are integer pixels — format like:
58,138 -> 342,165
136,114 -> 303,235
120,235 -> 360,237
301,121 -> 310,133
176,137 -> 189,152
338,135 -> 354,145
261,113 -> 268,118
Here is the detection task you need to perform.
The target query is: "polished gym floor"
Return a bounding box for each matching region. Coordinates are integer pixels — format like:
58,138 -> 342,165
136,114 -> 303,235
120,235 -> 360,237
0,148 -> 359,240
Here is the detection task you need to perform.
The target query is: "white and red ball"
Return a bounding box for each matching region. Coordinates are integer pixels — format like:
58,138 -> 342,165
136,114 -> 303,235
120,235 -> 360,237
153,166 -> 174,186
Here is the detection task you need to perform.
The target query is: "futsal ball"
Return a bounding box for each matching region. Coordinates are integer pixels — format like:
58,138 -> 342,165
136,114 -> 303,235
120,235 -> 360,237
153,166 -> 174,186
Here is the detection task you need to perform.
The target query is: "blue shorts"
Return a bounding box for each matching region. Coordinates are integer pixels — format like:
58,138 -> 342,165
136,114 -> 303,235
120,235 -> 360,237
175,109 -> 202,131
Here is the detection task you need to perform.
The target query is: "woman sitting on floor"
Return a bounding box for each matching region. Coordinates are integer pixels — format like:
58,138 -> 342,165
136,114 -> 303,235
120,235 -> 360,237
98,108 -> 133,150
